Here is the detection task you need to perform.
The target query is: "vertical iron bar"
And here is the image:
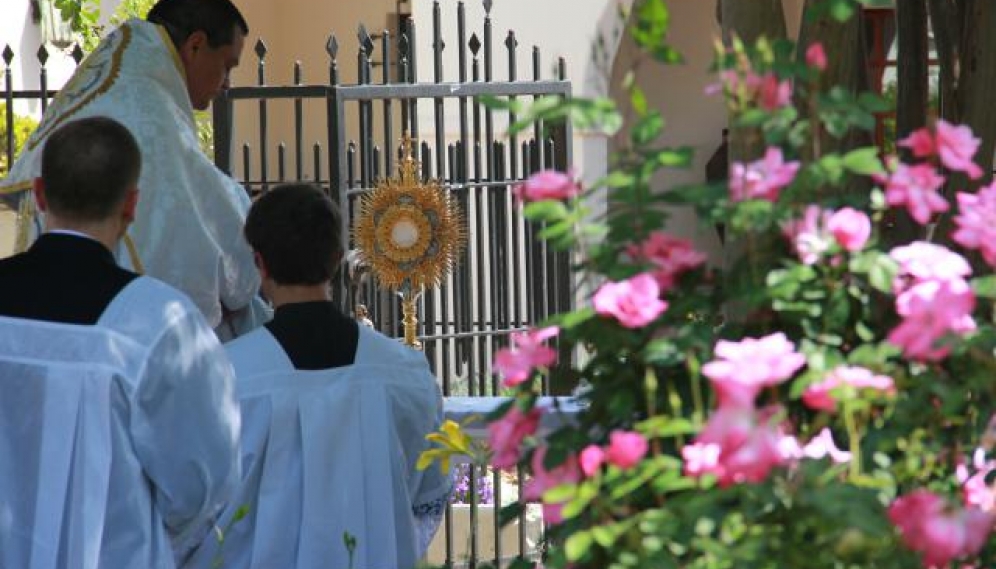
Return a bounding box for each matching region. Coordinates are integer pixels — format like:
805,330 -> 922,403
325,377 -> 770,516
277,142 -> 286,181
406,19 -> 419,139
432,1 -> 446,181
313,142 -> 322,185
294,61 -> 304,180
37,46 -> 48,114
3,48 -> 13,172
242,143 -> 252,194
256,41 -> 269,193
381,30 -> 393,177
358,46 -> 371,190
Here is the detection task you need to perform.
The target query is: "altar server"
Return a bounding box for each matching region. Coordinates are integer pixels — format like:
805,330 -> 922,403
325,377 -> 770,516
0,116 -> 241,569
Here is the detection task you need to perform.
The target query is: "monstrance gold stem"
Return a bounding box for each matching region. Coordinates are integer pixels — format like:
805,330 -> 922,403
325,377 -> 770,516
401,292 -> 423,350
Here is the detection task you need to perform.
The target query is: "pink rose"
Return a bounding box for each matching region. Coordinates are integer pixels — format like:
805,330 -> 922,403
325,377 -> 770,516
888,278 -> 976,362
782,205 -> 832,265
876,159 -> 949,225
953,181 -> 996,268
827,207 -> 871,252
524,446 -> 581,525
802,365 -> 894,412
890,241 -> 972,294
488,405 -> 542,470
604,430 -> 649,470
889,489 -> 995,569
729,147 -> 800,203
513,169 -> 580,202
936,120 -> 983,180
805,42 -> 827,70
755,73 -> 793,111
957,449 -> 996,512
493,326 -> 559,387
593,273 -> 668,328
626,231 -> 706,291
702,333 -> 806,408
799,428 -> 852,464
899,128 -> 936,158
687,406 -> 789,487
579,444 -> 605,477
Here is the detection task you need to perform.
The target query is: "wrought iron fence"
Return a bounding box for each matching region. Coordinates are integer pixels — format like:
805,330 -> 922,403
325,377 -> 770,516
2,1 -> 575,566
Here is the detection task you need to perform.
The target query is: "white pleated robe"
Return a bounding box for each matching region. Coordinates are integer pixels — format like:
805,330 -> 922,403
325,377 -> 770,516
183,325 -> 451,569
0,277 -> 241,569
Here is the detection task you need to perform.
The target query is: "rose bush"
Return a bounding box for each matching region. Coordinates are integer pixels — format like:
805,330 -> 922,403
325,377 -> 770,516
422,1 -> 996,568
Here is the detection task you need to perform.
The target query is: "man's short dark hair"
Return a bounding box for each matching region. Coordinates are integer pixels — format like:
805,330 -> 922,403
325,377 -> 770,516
41,117 -> 141,222
147,0 -> 249,49
245,184 -> 344,285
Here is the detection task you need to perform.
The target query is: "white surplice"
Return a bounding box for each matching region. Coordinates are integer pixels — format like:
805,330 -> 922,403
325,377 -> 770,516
0,277 -> 241,569
0,19 -> 260,333
183,325 -> 451,569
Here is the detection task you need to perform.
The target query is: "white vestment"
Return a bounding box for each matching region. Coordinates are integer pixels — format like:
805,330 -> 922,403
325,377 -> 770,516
183,325 -> 452,569
0,19 -> 261,333
0,277 -> 241,569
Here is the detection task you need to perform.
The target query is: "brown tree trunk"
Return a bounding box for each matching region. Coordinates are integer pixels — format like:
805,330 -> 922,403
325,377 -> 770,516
927,0 -> 996,247
886,0 -> 930,245
718,0 -> 788,163
796,0 -> 873,201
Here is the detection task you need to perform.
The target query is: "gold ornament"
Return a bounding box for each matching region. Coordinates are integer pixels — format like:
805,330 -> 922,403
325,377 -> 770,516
353,137 -> 466,348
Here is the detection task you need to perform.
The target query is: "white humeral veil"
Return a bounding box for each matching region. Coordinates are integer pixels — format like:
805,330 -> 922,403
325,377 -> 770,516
0,277 -> 241,569
0,19 -> 262,334
183,325 -> 452,569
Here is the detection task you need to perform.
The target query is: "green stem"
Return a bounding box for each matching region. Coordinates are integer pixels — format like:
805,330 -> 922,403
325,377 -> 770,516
843,401 -> 863,480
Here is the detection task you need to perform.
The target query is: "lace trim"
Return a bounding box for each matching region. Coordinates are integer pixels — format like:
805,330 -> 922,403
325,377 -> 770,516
412,494 -> 448,517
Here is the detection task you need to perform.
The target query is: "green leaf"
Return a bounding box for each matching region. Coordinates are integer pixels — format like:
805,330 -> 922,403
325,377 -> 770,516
522,200 -> 569,222
842,147 -> 885,176
565,531 -> 594,562
630,0 -> 670,52
631,111 -> 665,146
648,146 -> 694,168
972,275 -> 996,299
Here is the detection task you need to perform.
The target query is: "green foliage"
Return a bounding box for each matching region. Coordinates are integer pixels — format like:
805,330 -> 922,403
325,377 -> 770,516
419,1 -> 996,568
0,103 -> 39,176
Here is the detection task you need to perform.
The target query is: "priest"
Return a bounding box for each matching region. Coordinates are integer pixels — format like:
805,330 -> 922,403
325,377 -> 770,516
0,116 -> 240,569
183,184 -> 452,569
0,0 -> 264,338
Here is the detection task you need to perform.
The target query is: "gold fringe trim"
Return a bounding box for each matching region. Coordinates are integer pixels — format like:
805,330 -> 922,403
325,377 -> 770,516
0,180 -> 32,196
14,194 -> 34,254
155,24 -> 184,78
123,233 -> 144,274
26,24 -> 133,151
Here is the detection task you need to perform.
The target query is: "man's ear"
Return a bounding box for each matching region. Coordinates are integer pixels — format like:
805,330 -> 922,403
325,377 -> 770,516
121,187 -> 139,223
179,30 -> 209,64
253,250 -> 269,278
32,177 -> 48,212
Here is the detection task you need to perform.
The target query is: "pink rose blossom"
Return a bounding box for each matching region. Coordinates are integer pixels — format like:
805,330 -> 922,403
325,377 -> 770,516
936,120 -> 984,180
701,333 -> 807,408
524,446 -> 581,525
730,147 -> 801,203
802,365 -> 895,412
899,128 -> 936,158
493,326 -> 559,387
755,73 -> 793,111
513,169 -> 580,202
827,207 -> 871,252
888,278 -> 977,362
604,430 -> 649,470
799,428 -> 852,464
690,407 -> 787,486
682,442 -> 722,477
876,160 -> 949,225
579,445 -> 605,477
805,42 -> 827,70
782,205 -> 832,265
626,231 -> 706,291
889,489 -> 994,569
953,181 -> 996,267
899,121 -> 983,180
593,273 -> 668,328
957,449 -> 996,512
890,241 -> 972,293
488,405 -> 542,470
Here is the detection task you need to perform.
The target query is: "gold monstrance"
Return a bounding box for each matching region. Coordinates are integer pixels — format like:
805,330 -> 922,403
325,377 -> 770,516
353,137 -> 465,349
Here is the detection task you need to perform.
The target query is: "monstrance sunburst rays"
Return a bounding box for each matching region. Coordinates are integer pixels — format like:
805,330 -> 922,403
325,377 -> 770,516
353,136 -> 466,348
